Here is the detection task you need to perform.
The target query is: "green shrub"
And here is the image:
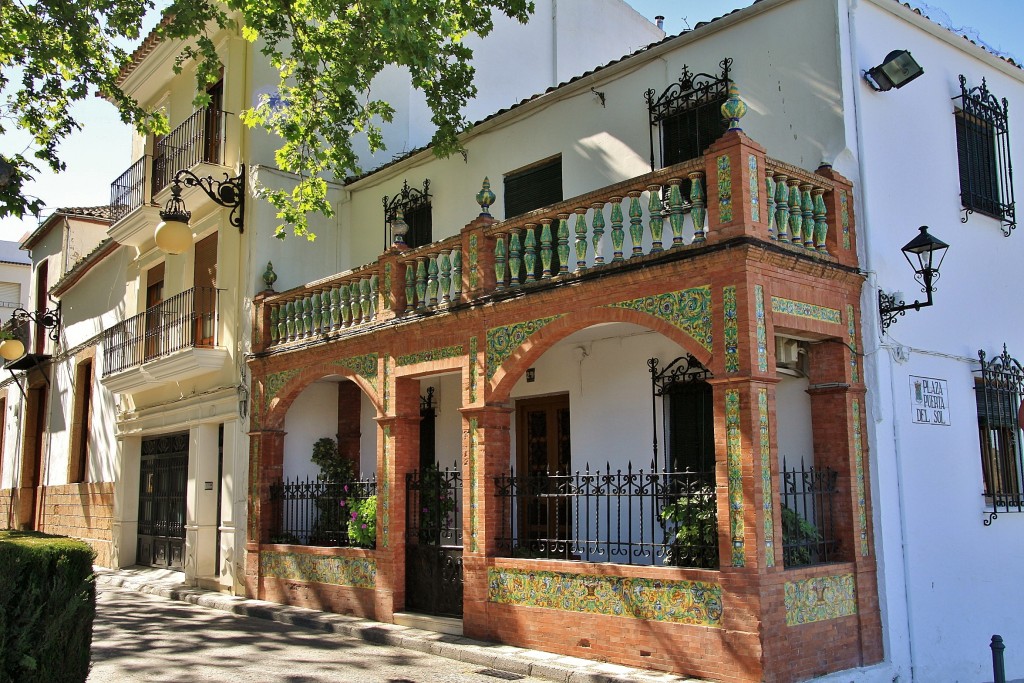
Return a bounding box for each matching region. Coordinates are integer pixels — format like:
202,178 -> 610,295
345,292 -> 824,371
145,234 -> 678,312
347,495 -> 377,547
0,531 -> 96,683
661,487 -> 720,569
781,505 -> 824,567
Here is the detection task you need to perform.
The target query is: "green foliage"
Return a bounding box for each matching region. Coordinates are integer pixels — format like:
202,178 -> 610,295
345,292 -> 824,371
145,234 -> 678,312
661,487 -> 719,569
0,531 -> 96,683
781,505 -> 823,567
416,463 -> 457,544
346,495 -> 377,548
310,437 -> 354,483
0,0 -> 535,235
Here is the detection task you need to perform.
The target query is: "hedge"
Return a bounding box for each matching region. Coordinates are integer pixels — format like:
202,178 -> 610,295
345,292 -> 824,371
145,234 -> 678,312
0,531 -> 96,683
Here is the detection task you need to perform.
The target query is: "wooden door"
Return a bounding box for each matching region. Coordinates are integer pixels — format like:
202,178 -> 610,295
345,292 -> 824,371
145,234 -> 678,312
515,394 -> 571,556
193,233 -> 217,346
144,263 -> 164,360
204,78 -> 224,163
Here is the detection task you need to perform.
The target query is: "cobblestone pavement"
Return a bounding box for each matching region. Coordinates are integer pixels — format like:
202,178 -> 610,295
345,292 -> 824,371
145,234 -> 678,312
89,584 -> 550,683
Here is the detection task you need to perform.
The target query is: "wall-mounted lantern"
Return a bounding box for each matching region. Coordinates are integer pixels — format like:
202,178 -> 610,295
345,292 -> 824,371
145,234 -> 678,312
155,166 -> 246,255
0,302 -> 62,361
879,226 -> 949,330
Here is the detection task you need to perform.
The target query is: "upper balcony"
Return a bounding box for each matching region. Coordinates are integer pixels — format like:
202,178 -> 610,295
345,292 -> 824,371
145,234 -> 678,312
101,286 -> 228,394
108,107 -> 231,248
253,131 -> 858,356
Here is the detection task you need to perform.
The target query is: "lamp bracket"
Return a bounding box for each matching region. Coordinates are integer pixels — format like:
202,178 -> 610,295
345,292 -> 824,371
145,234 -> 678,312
169,165 -> 246,233
12,300 -> 62,341
878,290 -> 930,331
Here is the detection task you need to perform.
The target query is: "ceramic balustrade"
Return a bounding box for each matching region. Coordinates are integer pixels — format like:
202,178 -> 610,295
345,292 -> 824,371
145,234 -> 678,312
401,243 -> 463,313
764,162 -> 835,253
265,266 -> 381,347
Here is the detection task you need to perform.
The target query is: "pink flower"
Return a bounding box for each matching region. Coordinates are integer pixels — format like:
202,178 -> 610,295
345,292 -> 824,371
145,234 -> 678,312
339,500 -> 347,507
361,524 -> 367,529
351,511 -> 358,520
423,507 -> 429,513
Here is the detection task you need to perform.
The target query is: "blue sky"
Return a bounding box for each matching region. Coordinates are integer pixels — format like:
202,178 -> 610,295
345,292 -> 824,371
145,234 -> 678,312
1,0 -> 1021,242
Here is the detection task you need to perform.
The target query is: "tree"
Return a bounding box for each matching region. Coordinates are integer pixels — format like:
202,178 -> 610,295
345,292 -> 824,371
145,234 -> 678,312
0,0 -> 534,237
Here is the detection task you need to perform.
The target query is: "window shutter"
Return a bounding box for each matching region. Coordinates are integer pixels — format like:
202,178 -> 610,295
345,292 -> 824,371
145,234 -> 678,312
0,283 -> 21,307
194,233 -> 218,290
504,158 -> 563,218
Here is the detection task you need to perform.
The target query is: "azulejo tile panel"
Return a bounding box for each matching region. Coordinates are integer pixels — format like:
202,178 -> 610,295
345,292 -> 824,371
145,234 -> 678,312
469,336 -> 479,403
607,286 -> 713,351
469,234 -> 480,290
755,285 -> 768,373
485,316 -> 561,381
248,441 -> 260,542
853,400 -> 868,556
487,568 -> 723,627
334,353 -> 380,392
749,154 -> 760,223
770,297 -> 842,325
468,418 -> 479,553
260,551 -> 376,590
717,154 -> 733,223
382,354 -> 391,414
847,305 -> 859,384
840,190 -> 851,250
263,368 -> 301,410
396,345 -> 465,367
784,573 -> 857,626
724,286 -> 739,373
725,389 -> 745,567
759,388 -> 774,568
382,425 -> 391,548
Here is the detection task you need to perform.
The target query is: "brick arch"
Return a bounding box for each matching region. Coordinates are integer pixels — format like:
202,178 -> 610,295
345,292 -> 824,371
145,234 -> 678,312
261,362 -> 382,431
488,306 -> 713,403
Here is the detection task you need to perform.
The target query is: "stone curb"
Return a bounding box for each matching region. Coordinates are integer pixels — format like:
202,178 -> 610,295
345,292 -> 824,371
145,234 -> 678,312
94,569 -> 703,683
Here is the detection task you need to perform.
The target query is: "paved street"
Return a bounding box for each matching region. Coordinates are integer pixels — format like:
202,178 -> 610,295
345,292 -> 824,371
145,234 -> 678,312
89,584 -> 546,683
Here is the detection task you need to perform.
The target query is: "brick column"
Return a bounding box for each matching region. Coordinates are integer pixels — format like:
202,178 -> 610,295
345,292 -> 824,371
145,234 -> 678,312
373,377 -> 419,623
814,165 -> 858,268
460,216 -> 495,301
704,130 -> 769,242
460,404 -> 512,642
251,291 -> 271,354
245,428 -> 286,597
337,382 -> 362,470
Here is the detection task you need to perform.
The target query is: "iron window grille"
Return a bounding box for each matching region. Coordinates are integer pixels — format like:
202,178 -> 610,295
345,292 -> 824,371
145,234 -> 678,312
268,474 -> 377,547
645,58 -> 732,171
976,345 -> 1024,525
495,463 -> 718,568
954,75 -> 1016,236
383,179 -> 432,250
779,457 -> 840,568
503,156 -> 563,219
649,354 -> 714,473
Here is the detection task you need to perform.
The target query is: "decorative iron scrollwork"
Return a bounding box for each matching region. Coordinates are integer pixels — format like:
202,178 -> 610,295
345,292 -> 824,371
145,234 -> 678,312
977,344 -> 1024,524
955,75 -> 1015,236
649,354 -> 712,395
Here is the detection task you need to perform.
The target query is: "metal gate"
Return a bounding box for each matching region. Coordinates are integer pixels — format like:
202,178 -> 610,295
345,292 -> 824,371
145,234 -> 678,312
405,465 -> 463,618
137,433 -> 189,570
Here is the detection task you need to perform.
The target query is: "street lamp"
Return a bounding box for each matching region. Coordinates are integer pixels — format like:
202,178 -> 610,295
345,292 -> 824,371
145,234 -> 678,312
156,166 -> 246,255
878,226 -> 949,330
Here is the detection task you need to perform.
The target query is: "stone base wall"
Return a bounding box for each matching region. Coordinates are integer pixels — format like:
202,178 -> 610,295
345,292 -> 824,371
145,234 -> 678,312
37,483 -> 115,567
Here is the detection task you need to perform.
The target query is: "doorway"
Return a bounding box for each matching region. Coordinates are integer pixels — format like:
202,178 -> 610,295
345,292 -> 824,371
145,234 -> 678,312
137,433 -> 189,570
515,394 -> 571,556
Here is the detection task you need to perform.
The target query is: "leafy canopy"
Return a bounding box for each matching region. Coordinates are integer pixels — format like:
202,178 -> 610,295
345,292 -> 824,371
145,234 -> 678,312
0,0 -> 534,237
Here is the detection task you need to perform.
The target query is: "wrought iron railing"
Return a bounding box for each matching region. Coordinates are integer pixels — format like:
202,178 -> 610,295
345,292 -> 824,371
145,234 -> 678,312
977,345 -> 1024,524
109,156 -> 149,221
152,108 -> 228,193
406,464 -> 463,547
101,287 -> 220,376
269,474 -> 377,547
495,464 -> 718,568
779,457 -> 839,568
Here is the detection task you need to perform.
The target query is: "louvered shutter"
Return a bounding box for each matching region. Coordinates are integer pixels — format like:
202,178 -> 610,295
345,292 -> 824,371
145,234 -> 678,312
504,158 -> 563,219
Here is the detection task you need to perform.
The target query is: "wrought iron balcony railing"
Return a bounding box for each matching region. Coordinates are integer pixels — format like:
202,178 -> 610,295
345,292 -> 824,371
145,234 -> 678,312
109,155 -> 149,222
152,107 -> 229,193
102,286 -> 220,376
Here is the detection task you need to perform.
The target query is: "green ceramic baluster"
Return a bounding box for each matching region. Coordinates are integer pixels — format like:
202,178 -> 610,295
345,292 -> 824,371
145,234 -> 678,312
540,219 -> 553,279
439,251 -> 452,303
403,264 -> 415,315
574,209 -> 588,273
690,172 -> 706,243
647,185 -> 664,253
320,288 -> 331,333
427,256 -> 439,308
451,248 -> 462,300
774,174 -> 790,242
591,203 -> 606,263
524,224 -> 537,282
330,286 -> 341,328
627,191 -> 644,257
277,303 -> 287,342
269,304 -> 279,344
284,300 -> 295,340
494,234 -> 507,291
666,179 -> 684,247
340,283 -> 352,325
415,257 -> 428,311
370,273 -> 379,319
508,229 -> 522,287
556,214 -> 570,274
610,197 -> 624,262
765,174 -> 776,240
788,179 -> 802,245
302,295 -> 312,337
813,188 -> 829,253
360,278 -> 371,323
311,292 -> 322,334
801,183 -> 815,249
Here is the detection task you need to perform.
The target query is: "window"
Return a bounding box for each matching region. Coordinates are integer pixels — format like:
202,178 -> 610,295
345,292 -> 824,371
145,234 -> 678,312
384,179 -> 432,250
976,345 -> 1024,521
503,156 -> 562,219
33,260 -> 48,354
69,359 -> 93,484
955,75 -> 1016,236
646,58 -> 732,169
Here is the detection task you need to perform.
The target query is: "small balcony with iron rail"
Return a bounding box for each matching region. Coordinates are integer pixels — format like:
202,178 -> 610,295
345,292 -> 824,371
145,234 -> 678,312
106,107 -> 231,249
101,286 -> 228,395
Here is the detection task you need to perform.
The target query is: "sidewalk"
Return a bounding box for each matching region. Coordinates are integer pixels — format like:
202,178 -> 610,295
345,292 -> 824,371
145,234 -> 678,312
94,567 -> 705,683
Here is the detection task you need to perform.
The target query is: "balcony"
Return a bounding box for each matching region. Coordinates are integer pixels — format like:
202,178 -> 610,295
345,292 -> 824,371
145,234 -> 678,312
106,107 -> 229,248
101,286 -> 228,394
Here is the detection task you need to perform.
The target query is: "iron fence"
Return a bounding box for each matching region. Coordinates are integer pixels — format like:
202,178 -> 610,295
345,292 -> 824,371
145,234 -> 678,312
153,107 -> 227,192
779,457 -> 839,567
495,463 -> 719,568
110,156 -> 149,221
269,474 -> 377,547
406,464 -> 463,547
101,287 -> 219,376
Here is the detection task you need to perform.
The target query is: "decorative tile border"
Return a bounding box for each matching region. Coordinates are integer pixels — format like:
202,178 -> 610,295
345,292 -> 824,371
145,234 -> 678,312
755,285 -> 768,373
469,234 -> 479,290
487,568 -> 723,627
263,368 -> 300,410
396,345 -> 465,367
469,336 -> 479,403
784,573 -> 857,626
260,551 -> 376,590
717,154 -> 733,222
468,418 -> 479,553
334,352 -> 380,392
853,400 -> 868,556
724,286 -> 739,373
248,441 -> 260,542
759,388 -> 774,568
847,305 -> 859,384
384,262 -> 393,308
607,286 -> 713,351
840,190 -> 850,250
485,316 -> 561,380
770,297 -> 842,325
382,424 -> 391,548
725,389 -> 745,567
749,154 -> 760,222
382,354 -> 391,414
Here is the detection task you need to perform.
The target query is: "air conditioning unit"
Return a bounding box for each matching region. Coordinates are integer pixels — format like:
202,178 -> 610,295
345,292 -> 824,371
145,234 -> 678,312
775,337 -> 807,375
